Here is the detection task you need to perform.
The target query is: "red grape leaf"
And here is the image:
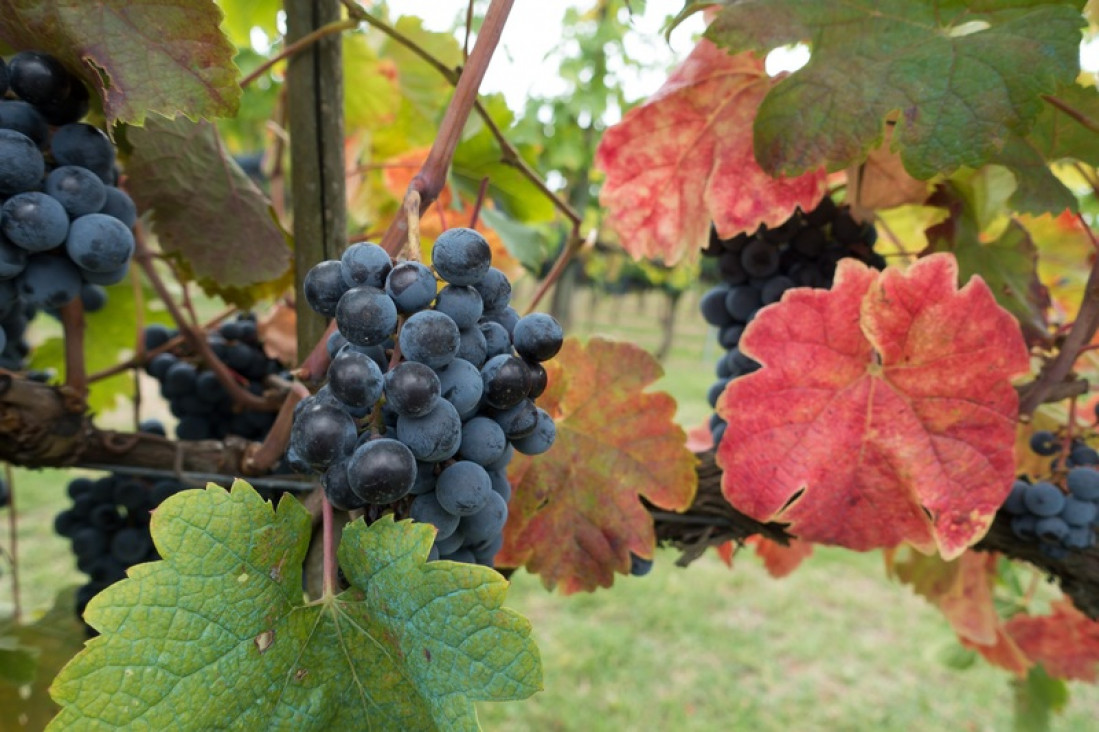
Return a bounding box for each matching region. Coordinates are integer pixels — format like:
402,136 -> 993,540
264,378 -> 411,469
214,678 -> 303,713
962,626 -> 1032,678
749,536 -> 812,579
1005,600 -> 1099,682
717,253 -> 1029,559
889,548 -> 1000,645
594,42 -> 826,264
497,338 -> 698,593
714,541 -> 735,567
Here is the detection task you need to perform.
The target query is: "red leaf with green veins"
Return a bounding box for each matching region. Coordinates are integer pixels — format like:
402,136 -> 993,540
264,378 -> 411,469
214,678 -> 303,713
1006,600 -> 1099,682
717,253 -> 1029,558
497,338 -> 697,593
594,42 -> 825,264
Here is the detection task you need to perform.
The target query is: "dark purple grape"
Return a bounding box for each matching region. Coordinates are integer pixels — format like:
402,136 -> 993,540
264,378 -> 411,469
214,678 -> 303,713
0,129 -> 44,195
431,227 -> 492,286
290,400 -> 357,469
303,260 -> 348,317
384,361 -> 440,417
327,348 -> 384,409
340,241 -> 391,288
1023,481 -> 1066,517
385,261 -> 437,313
410,491 -> 460,540
9,51 -> 71,106
481,354 -> 532,410
740,238 -> 780,278
346,438 -> 417,504
473,267 -> 511,311
335,285 -> 397,347
512,312 -> 563,362
1067,468 -> 1099,500
435,460 -> 492,516
399,310 -> 460,369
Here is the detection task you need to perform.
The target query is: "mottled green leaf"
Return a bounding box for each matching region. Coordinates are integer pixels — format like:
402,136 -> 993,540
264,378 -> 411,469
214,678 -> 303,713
125,116 -> 292,305
29,282 -> 173,414
0,589 -> 87,730
0,0 -> 240,125
706,1 -> 1084,178
49,482 -> 540,730
343,33 -> 402,132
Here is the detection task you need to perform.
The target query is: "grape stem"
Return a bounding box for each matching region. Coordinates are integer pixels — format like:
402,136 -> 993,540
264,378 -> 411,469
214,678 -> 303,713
338,0 -> 519,256
469,176 -> 490,229
402,189 -> 422,261
133,225 -> 276,412
1018,219 -> 1099,415
524,228 -> 595,315
240,18 -> 359,89
321,490 -> 338,598
58,298 -> 88,404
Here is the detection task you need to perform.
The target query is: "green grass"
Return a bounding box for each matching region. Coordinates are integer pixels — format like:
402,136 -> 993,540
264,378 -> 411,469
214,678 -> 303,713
4,286 -> 1099,729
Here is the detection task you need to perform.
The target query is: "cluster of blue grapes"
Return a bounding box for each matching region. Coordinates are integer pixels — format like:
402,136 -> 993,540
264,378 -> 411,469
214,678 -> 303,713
54,443 -> 177,634
291,228 -> 561,567
700,198 -> 885,444
0,51 -> 138,369
142,314 -> 283,441
1003,430 -> 1099,559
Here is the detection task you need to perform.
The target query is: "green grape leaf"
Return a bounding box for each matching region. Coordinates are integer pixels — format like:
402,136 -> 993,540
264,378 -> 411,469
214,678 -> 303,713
706,1 -> 1084,179
477,208 -> 554,273
343,33 -> 402,133
0,0 -> 240,125
1013,666 -> 1070,732
924,181 -> 1051,346
452,96 -> 556,223
0,588 -> 88,730
124,115 -> 292,306
49,482 -> 540,730
29,282 -> 174,414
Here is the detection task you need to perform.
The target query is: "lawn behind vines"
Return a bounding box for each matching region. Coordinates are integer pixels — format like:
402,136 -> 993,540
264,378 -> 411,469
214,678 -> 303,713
5,286 -> 1099,730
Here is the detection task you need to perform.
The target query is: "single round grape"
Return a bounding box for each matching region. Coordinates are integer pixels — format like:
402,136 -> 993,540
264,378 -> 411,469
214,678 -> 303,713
725,285 -> 762,323
110,528 -> 152,565
1067,467 -> 1099,500
699,285 -> 734,327
629,553 -> 654,577
431,227 -> 492,286
0,129 -> 44,195
434,285 -> 483,329
1023,481 -> 1066,517
50,123 -> 115,183
399,309 -> 460,369
459,489 -> 508,545
65,213 -> 135,272
761,275 -> 795,305
492,398 -> 538,440
1070,444 -> 1099,466
290,400 -> 357,469
327,348 -> 384,409
483,306 -> 519,336
456,325 -> 488,367
81,260 -> 129,286
473,267 -> 511,311
435,460 -> 492,516
740,238 -> 780,278
1002,480 -> 1029,515
436,358 -> 484,419
1035,516 -> 1070,543
385,260 -> 437,313
458,416 -> 508,466
346,438 -> 417,504
80,283 -> 107,312
1060,496 -> 1098,527
512,312 -> 563,362
410,491 -> 460,540
513,407 -> 556,455
479,320 -> 511,359
303,260 -> 348,317
9,51 -> 71,106
0,100 -> 48,146
395,398 -> 462,462
99,187 -> 137,228
47,165 -> 107,217
2,192 -> 69,251
335,285 -> 397,347
488,468 -> 512,501
384,361 -> 440,417
481,354 -> 532,410
38,75 -> 90,126
340,241 -> 391,288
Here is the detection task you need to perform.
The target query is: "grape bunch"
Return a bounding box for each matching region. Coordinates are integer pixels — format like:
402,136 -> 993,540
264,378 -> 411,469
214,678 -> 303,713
54,466 -> 177,634
0,51 -> 138,369
291,228 -> 561,568
700,198 -> 885,444
143,314 -> 284,441
1002,430 -> 1099,559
